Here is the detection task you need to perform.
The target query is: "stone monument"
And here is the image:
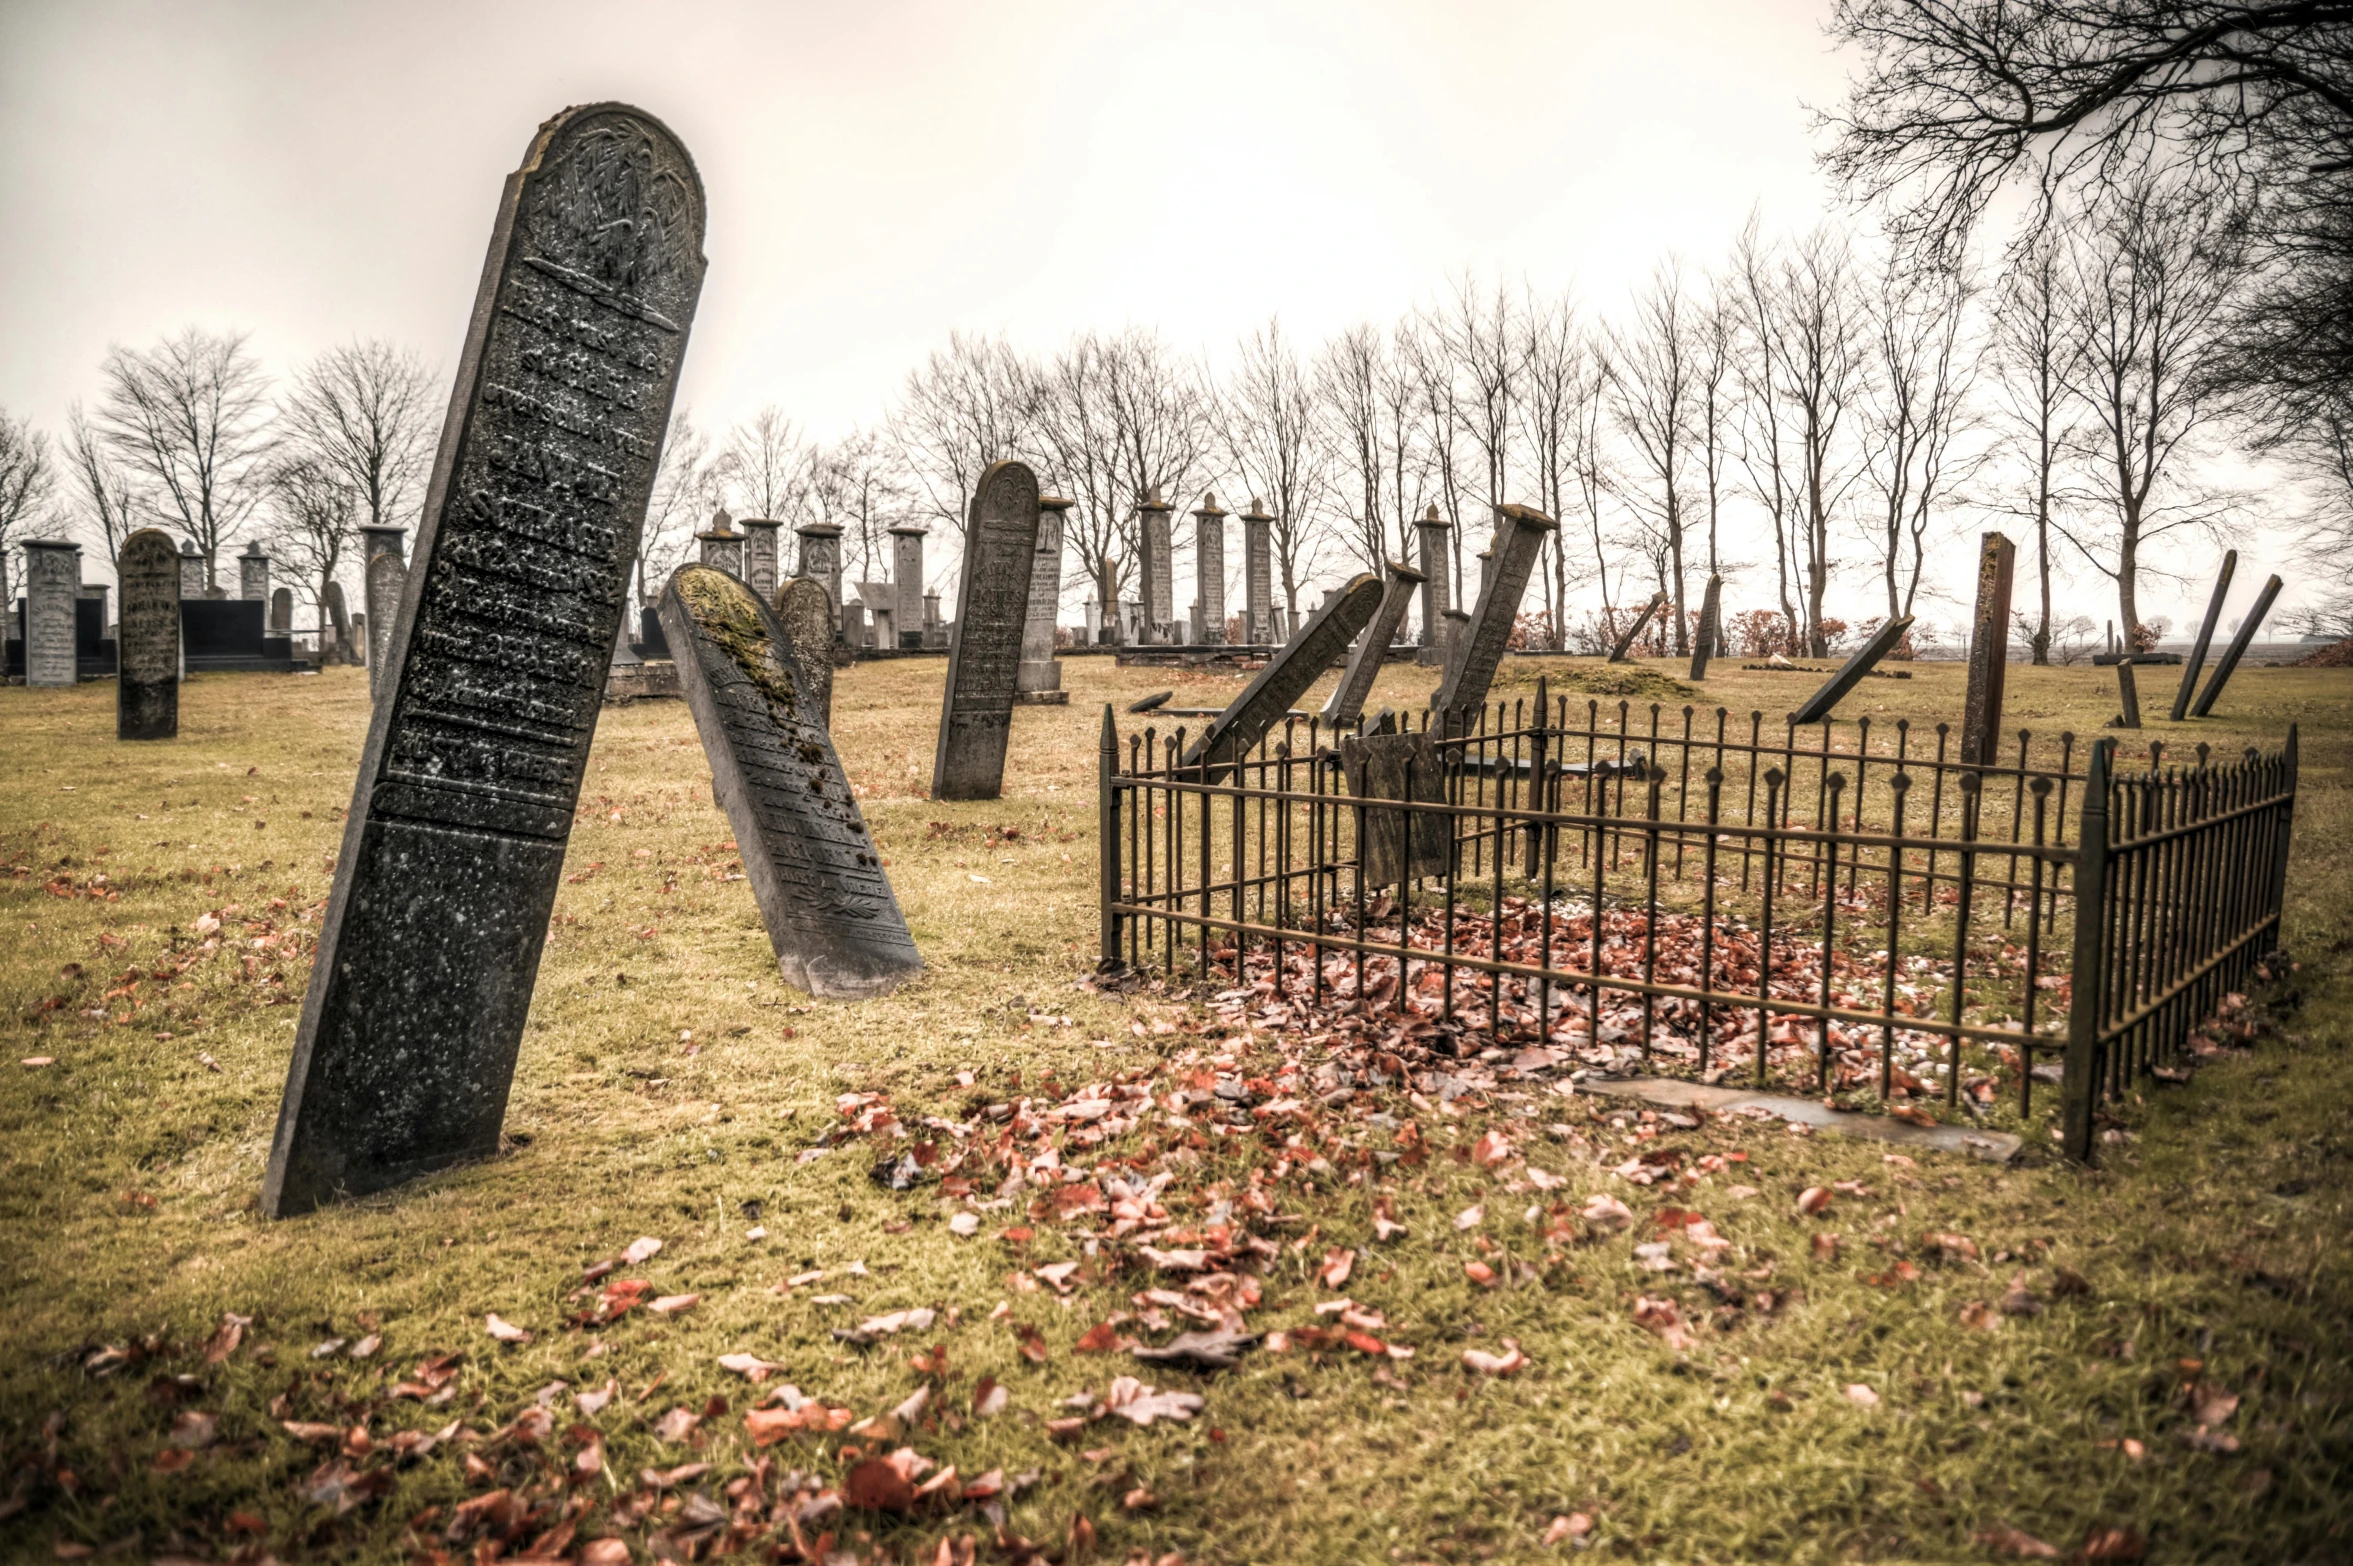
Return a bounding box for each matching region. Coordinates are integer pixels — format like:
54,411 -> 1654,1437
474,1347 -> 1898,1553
1792,616 -> 1914,725
1688,575 -> 1723,680
269,586 -> 293,635
698,507 -> 745,577
1959,531 -> 2016,767
264,102 -> 707,1218
1241,498 -> 1273,644
1434,504 -> 1556,719
1138,491 -> 1174,644
1192,493 -> 1227,645
740,516 -> 781,599
1320,557 -> 1424,728
178,540 -> 205,599
366,550 -> 406,700
1608,591 -> 1668,663
796,520 -> 844,620
932,460 -> 1043,800
772,576 -> 836,727
890,523 -> 927,650
1181,572 -> 1384,779
1017,494 -> 1073,703
239,542 -> 271,602
1413,504 -> 1452,666
2170,551 -> 2238,722
2188,572 -> 2284,718
117,529 -> 181,739
660,564 -> 920,997
22,539 -> 81,689
323,580 -> 355,664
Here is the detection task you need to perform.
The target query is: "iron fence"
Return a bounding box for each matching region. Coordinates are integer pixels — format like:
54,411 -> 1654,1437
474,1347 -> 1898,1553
1095,681 -> 2298,1161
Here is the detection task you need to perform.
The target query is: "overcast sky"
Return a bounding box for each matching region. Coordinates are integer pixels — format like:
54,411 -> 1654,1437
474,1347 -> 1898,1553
0,0 -> 2297,634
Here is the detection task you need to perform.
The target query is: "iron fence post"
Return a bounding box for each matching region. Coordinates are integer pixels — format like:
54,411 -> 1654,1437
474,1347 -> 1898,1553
2061,737 -> 2113,1163
1099,704 -> 1121,967
2271,724 -> 2299,951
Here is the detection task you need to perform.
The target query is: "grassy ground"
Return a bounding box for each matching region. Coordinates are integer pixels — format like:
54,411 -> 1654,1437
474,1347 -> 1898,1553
1,651 -> 2347,1565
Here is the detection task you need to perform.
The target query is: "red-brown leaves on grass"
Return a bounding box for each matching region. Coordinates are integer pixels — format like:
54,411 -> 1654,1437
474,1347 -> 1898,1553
1462,1341 -> 1528,1375
1632,1296 -> 1695,1351
202,1312 -> 251,1363
1975,1522 -> 2062,1558
1074,1322 -> 1134,1355
1796,1187 -> 1833,1216
2080,1526 -> 2147,1561
844,1457 -> 917,1513
1318,1247 -> 1355,1290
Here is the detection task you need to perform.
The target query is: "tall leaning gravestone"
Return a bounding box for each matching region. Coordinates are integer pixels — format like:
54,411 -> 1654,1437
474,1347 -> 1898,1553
117,528 -> 182,740
932,460 -> 1043,800
662,565 -> 922,997
264,104 -> 706,1216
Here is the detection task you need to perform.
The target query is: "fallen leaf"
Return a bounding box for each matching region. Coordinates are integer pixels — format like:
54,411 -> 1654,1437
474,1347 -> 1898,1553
1542,1513 -> 1594,1545
1104,1376 -> 1203,1426
1470,1129 -> 1514,1167
1454,1204 -> 1484,1231
204,1312 -> 252,1363
1797,1187 -> 1833,1216
1074,1322 -> 1133,1354
1843,1383 -> 1880,1407
717,1353 -> 782,1382
1959,1300 -> 2002,1332
2080,1525 -> 2146,1561
623,1236 -> 663,1265
648,1293 -> 700,1316
1318,1248 -> 1355,1289
1462,1342 -> 1528,1375
844,1457 -> 916,1512
1974,1522 -> 2061,1559
1131,1330 -> 1257,1372
1464,1261 -> 1499,1288
973,1376 -> 1010,1417
1582,1193 -> 1634,1233
484,1314 -> 533,1345
1630,1296 -> 1693,1351
949,1212 -> 981,1238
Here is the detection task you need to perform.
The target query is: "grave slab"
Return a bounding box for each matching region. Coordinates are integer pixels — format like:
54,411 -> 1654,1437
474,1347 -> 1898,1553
932,461 -> 1042,800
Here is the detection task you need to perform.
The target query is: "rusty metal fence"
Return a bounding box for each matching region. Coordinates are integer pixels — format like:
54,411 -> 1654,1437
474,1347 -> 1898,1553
1096,682 -> 2299,1161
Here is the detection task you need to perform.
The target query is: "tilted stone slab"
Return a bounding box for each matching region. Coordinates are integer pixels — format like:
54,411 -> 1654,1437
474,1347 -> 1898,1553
772,576 -> 837,729
1320,559 -> 1424,728
1791,615 -> 1913,725
1181,572 -> 1383,779
1687,575 -> 1722,680
366,552 -> 406,701
663,565 -> 921,998
2171,550 -> 2238,722
117,529 -> 181,740
1434,504 -> 1556,718
1958,532 -> 2015,766
1608,591 -> 1668,663
264,103 -> 708,1217
932,460 -> 1042,800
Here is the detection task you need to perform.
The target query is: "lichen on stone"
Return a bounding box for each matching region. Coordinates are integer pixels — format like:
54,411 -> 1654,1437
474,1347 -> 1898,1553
677,566 -> 800,723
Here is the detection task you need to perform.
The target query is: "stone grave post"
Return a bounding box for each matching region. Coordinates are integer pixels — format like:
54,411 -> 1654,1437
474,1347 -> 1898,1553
178,540 -> 204,599
1959,531 -> 2017,767
2114,662 -> 2142,729
1413,504 -> 1452,666
269,587 -> 293,635
2189,573 -> 2285,718
1688,575 -> 1723,679
239,542 -> 271,602
117,529 -> 181,739
932,460 -> 1043,800
2171,550 -> 2238,722
1792,616 -> 1914,724
1241,498 -> 1273,644
1435,505 -> 1557,719
890,523 -> 927,650
795,520 -> 844,620
1018,494 -> 1074,701
1192,493 -> 1227,645
740,517 -> 781,599
1137,491 -> 1174,643
22,539 -> 81,688
1321,558 -> 1425,727
1181,573 -> 1384,779
697,508 -> 745,577
264,103 -> 707,1218
366,551 -> 406,699
661,566 -> 920,997
1083,597 -> 1102,646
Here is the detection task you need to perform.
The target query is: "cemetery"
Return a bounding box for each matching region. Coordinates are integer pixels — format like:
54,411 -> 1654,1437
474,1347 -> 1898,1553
2,12 -> 2353,1564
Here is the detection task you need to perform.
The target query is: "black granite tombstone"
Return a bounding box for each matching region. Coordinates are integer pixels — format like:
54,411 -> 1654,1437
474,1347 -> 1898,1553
264,104 -> 707,1217
117,529 -> 180,740
661,565 -> 921,997
932,460 -> 1042,800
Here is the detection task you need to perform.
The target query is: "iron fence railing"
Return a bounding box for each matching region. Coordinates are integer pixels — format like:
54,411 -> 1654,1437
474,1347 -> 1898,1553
1094,681 -> 2298,1161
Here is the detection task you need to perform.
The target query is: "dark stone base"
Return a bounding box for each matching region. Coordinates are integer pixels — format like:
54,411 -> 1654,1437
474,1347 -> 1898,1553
604,659 -> 682,703
187,656 -> 300,673
1012,689 -> 1069,705
119,682 -> 177,741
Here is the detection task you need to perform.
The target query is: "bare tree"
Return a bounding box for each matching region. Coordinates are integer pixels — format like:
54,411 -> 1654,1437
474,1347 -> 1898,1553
1034,329 -> 1205,620
1732,219 -> 1803,645
0,409 -> 57,607
1609,262 -> 1699,654
61,403 -> 138,571
1315,323 -> 1390,571
1436,276 -> 1521,519
2056,182 -> 2244,637
1220,319 -> 1329,618
892,332 -> 1038,536
1516,291 -> 1604,646
715,406 -> 808,519
1693,281 -> 1739,578
636,411 -> 719,603
1991,230 -> 2081,662
790,428 -> 917,586
1859,255 -> 1982,620
97,328 -> 275,590
278,339 -> 436,536
265,455 -> 360,627
1762,229 -> 1868,656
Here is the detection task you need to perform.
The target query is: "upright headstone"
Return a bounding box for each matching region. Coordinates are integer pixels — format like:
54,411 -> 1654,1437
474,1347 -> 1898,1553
1341,723 -> 1449,886
1137,492 -> 1174,643
610,602 -> 643,666
1182,572 -> 1384,779
2114,661 -> 2142,729
1959,531 -> 2016,767
21,539 -> 81,689
239,542 -> 271,602
1434,504 -> 1557,718
1607,591 -> 1669,663
178,540 -> 205,599
351,614 -> 367,663
1241,499 -> 1273,644
890,523 -> 927,650
1192,493 -> 1227,645
660,565 -> 920,997
1320,558 -> 1424,727
1017,494 -> 1073,701
2188,573 -> 2284,718
698,508 -> 744,578
366,551 -> 406,699
264,102 -> 707,1218
1083,596 -> 1102,647
1413,504 -> 1452,666
1688,575 -> 1723,680
2170,550 -> 2238,722
772,576 -> 836,728
740,517 -> 781,599
1791,615 -> 1913,725
932,460 -> 1043,800
117,529 -> 181,739
323,580 -> 355,665
269,586 -> 293,635
795,520 -> 844,619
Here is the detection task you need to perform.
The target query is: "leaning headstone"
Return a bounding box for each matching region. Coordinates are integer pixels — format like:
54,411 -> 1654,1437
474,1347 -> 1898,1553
269,586 -> 293,635
661,564 -> 920,997
1959,531 -> 2016,766
1182,572 -> 1383,779
1413,504 -> 1452,666
1017,495 -> 1074,702
359,523 -> 406,662
2113,661 -> 2143,729
932,460 -> 1043,800
1791,615 -> 1913,725
1608,590 -> 1668,663
772,576 -> 836,728
1340,720 -> 1450,886
322,580 -> 355,665
2189,572 -> 2284,718
350,613 -> 367,663
1138,492 -> 1174,644
2170,550 -> 2239,721
263,102 -> 707,1218
117,529 -> 181,738
366,551 -> 406,699
1434,504 -> 1556,718
1688,575 -> 1723,679
1320,558 -> 1424,727
22,539 -> 81,689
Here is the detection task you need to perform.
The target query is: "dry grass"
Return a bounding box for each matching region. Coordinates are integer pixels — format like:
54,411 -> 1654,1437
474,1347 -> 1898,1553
0,651 -> 2348,1564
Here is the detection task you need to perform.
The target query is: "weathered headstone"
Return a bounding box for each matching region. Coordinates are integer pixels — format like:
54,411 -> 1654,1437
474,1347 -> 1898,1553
322,580 -> 355,665
2189,572 -> 2284,718
2170,550 -> 2238,721
1241,499 -> 1273,644
660,564 -> 920,997
178,540 -> 204,599
1791,615 -> 1913,725
1434,504 -> 1556,718
1688,575 -> 1723,679
1959,532 -> 2016,766
1193,493 -> 1227,645
890,523 -> 927,649
1414,504 -> 1452,666
366,551 -> 406,699
22,539 -> 80,688
796,520 -> 844,619
932,460 -> 1043,800
1340,721 -> 1450,886
1017,494 -> 1073,702
1182,572 -> 1384,779
1320,558 -> 1424,727
1138,492 -> 1174,644
263,103 -> 707,1218
269,586 -> 293,635
1607,590 -> 1668,663
740,517 -> 781,599
350,613 -> 368,662
2114,661 -> 2142,729
772,576 -> 836,728
117,529 -> 181,739
698,508 -> 744,577
239,542 -> 271,602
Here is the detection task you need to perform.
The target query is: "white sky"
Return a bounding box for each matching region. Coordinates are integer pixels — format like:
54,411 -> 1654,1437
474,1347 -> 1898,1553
0,0 -> 2302,637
